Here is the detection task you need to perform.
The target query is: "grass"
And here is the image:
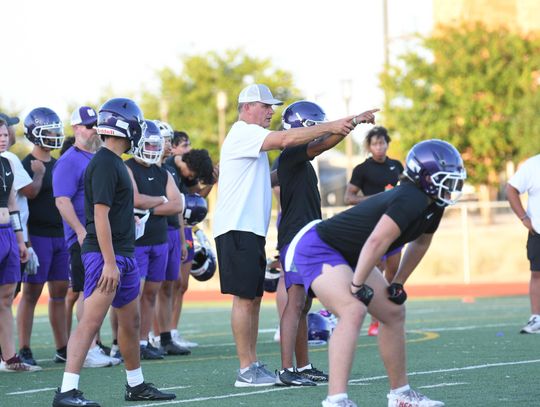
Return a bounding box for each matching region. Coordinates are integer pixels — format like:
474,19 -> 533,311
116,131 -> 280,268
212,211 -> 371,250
0,296 -> 538,406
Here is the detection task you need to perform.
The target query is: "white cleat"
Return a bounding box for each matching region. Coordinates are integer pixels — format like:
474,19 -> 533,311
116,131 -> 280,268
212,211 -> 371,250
387,389 -> 444,407
520,315 -> 540,334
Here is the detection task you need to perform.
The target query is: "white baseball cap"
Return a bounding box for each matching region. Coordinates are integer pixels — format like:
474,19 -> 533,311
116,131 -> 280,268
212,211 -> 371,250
238,84 -> 283,105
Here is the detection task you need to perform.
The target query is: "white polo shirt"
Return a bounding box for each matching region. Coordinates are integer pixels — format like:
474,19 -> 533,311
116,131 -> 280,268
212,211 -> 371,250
509,154 -> 540,233
213,121 -> 271,238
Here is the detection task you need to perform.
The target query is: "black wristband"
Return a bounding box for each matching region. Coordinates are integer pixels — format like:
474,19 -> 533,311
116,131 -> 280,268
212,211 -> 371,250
351,283 -> 374,306
149,207 -> 154,215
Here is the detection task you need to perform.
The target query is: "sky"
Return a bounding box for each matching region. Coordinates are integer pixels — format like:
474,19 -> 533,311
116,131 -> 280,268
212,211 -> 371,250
2,0 -> 433,131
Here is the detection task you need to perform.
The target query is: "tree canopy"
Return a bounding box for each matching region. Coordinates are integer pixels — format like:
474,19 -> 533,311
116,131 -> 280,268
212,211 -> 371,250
380,23 -> 540,188
141,49 -> 301,160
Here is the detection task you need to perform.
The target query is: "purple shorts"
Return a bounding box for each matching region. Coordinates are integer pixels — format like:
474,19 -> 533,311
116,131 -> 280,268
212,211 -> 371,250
82,252 -> 140,308
279,244 -> 304,290
166,227 -> 181,281
0,225 -> 21,285
24,234 -> 69,284
288,226 -> 349,295
382,245 -> 403,260
182,227 -> 194,264
135,242 -> 169,282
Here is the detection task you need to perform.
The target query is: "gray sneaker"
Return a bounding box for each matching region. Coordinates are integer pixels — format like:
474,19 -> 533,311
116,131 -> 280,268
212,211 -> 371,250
234,364 -> 275,387
254,360 -> 276,379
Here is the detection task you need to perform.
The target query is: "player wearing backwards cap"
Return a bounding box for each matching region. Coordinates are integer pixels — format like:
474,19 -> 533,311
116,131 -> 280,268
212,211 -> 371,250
213,83 -> 357,387
275,101 -> 378,387
52,98 -> 175,407
52,106 -> 120,368
17,107 -> 70,367
285,139 -> 466,407
0,117 -> 36,372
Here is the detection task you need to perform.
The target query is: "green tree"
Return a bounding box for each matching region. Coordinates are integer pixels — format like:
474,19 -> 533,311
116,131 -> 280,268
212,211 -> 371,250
141,49 -> 301,161
380,23 -> 540,199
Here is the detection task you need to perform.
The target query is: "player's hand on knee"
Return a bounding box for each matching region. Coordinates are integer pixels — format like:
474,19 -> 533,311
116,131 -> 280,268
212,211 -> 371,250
350,283 -> 374,306
387,282 -> 407,305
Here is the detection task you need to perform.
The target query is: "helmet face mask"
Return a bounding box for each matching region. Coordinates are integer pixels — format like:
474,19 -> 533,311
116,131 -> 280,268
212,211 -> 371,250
405,139 -> 467,207
282,100 -> 327,130
135,120 -> 163,165
24,107 -> 65,149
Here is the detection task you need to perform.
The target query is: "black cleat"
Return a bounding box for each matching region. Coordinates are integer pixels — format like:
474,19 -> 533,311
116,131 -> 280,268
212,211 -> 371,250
52,388 -> 101,407
19,347 -> 37,366
140,345 -> 164,360
125,382 -> 176,401
160,341 -> 191,356
275,369 -> 316,386
54,348 -> 67,363
298,365 -> 328,382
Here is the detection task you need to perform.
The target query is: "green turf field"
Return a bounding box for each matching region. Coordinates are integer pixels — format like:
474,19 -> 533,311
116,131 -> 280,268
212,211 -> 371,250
1,296 -> 538,406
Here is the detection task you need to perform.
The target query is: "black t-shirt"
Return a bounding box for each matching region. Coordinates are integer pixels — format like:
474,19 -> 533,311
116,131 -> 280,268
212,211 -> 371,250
22,154 -> 63,237
277,144 -> 322,249
316,180 -> 444,268
125,158 -> 169,246
0,157 -> 14,207
163,162 -> 181,229
349,157 -> 404,196
165,155 -> 198,194
82,148 -> 135,256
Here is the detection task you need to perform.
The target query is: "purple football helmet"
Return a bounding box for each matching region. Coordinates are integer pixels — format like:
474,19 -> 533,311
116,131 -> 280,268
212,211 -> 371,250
24,107 -> 64,149
182,193 -> 208,226
281,100 -> 327,129
190,246 -> 216,281
135,120 -> 163,165
308,312 -> 333,345
404,139 -> 467,206
96,98 -> 146,153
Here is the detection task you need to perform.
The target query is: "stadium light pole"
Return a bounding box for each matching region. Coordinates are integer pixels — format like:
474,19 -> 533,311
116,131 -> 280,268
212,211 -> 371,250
216,90 -> 228,148
341,79 -> 353,181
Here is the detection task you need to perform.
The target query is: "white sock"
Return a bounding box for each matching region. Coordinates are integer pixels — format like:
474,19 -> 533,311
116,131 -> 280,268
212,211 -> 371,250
297,363 -> 312,372
391,384 -> 411,394
327,393 -> 348,403
139,340 -> 148,347
126,367 -> 144,387
239,366 -> 250,374
60,372 -> 80,393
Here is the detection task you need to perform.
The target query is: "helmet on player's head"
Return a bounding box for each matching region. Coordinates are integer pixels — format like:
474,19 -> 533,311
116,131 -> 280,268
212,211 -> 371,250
281,100 -> 327,130
308,312 -> 333,345
134,120 -> 163,165
263,258 -> 281,293
153,120 -> 174,141
182,193 -> 208,226
190,246 -> 216,281
404,139 -> 467,207
97,98 -> 146,154
24,107 -> 64,149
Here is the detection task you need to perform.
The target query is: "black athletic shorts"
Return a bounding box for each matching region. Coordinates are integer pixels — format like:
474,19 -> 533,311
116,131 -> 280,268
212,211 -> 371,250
216,231 -> 266,299
69,242 -> 85,292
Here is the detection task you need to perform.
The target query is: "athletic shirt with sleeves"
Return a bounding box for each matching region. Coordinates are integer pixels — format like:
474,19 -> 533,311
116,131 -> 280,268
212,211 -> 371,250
0,156 -> 14,207
277,144 -> 322,249
125,158 -> 169,246
213,120 -> 271,238
52,146 -> 94,248
163,162 -> 181,229
82,148 -> 134,257
316,180 -> 444,268
508,154 -> 540,233
22,154 -> 63,237
349,157 -> 404,195
164,155 -> 198,194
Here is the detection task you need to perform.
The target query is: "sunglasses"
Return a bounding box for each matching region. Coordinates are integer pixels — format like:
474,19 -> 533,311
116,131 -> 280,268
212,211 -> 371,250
84,122 -> 97,130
